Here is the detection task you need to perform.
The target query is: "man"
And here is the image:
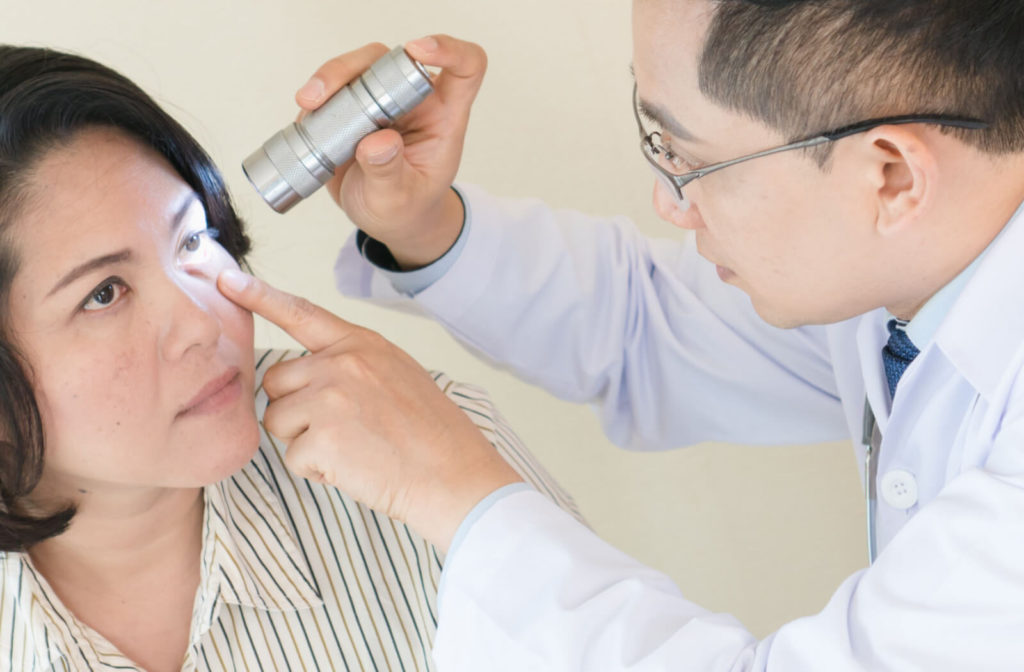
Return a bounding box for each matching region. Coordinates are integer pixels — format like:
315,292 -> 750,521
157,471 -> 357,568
220,0 -> 1024,668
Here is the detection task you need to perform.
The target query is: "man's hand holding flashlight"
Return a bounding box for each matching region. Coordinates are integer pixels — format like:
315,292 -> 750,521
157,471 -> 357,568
296,35 -> 485,270
218,268 -> 522,553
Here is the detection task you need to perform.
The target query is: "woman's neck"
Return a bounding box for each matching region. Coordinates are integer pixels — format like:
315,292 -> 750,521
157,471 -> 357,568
27,483 -> 205,596
25,483 -> 206,671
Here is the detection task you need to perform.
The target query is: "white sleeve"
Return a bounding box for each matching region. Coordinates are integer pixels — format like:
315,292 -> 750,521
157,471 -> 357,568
433,444 -> 1024,671
335,183 -> 848,449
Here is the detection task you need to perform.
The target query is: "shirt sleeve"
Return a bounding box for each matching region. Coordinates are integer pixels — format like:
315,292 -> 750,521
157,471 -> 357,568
434,440 -> 1024,670
353,186 -> 472,296
337,183 -> 847,450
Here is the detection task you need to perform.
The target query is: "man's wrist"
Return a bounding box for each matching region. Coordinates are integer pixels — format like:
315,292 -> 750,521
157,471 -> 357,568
444,482 -> 533,559
386,187 -> 466,270
356,185 -> 471,296
409,453 -> 523,554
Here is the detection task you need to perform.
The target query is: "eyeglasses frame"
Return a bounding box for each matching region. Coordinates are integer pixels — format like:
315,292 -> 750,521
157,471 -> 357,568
632,82 -> 990,205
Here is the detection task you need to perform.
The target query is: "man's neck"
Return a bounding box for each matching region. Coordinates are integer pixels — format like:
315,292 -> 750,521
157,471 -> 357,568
885,153 -> 1024,321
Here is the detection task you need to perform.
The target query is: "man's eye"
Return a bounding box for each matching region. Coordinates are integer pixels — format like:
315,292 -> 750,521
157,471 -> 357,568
663,148 -> 686,169
654,143 -> 693,174
82,279 -> 128,312
661,141 -> 700,171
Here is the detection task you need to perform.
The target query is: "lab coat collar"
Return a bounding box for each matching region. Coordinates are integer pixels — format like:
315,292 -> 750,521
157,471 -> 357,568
934,197 -> 1024,401
857,311 -> 892,430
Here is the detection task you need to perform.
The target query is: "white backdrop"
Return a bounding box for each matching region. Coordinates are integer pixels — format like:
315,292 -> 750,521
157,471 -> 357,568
3,0 -> 865,637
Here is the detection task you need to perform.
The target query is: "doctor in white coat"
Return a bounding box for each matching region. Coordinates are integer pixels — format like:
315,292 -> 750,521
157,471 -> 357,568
218,0 -> 1024,669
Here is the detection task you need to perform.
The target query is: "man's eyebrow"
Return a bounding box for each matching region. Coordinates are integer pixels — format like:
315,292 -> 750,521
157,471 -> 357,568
628,63 -> 701,143
637,99 -> 701,144
46,192 -> 200,299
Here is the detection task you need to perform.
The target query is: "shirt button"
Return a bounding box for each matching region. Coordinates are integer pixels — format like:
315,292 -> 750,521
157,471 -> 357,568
880,469 -> 918,510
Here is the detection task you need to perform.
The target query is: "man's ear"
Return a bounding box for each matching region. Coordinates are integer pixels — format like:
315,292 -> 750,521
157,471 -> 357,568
859,125 -> 937,237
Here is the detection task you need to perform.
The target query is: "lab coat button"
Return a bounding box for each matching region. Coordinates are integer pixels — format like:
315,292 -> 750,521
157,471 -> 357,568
880,469 -> 918,509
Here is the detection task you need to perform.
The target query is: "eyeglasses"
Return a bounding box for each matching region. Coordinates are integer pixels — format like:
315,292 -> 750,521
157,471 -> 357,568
633,82 -> 990,210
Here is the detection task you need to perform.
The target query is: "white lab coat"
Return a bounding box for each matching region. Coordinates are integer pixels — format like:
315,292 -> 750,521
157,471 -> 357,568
335,183 -> 1024,670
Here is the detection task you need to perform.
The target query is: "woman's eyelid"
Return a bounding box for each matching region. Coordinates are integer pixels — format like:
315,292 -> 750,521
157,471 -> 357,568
174,202 -> 210,242
80,276 -> 129,312
177,226 -> 217,254
175,228 -> 223,275
74,221 -> 217,315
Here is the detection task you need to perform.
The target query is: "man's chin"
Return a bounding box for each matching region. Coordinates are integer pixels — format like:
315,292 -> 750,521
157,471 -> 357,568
751,299 -> 862,330
748,297 -> 827,330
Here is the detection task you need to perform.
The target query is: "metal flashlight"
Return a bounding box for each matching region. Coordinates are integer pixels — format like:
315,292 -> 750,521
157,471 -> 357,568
242,45 -> 434,213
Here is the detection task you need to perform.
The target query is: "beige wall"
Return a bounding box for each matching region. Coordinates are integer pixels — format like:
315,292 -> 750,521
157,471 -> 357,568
3,0 -> 865,637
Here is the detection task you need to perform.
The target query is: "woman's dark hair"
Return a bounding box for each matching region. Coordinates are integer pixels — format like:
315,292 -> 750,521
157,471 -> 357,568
0,46 -> 251,552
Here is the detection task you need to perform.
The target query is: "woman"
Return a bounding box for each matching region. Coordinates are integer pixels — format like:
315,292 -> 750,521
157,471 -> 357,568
0,46 -> 578,671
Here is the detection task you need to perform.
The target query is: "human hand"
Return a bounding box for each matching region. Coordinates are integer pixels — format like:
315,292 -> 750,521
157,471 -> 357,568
217,268 -> 521,552
294,36 -> 486,269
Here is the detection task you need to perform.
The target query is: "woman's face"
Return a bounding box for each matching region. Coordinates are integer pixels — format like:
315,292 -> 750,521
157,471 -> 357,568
8,127 -> 258,497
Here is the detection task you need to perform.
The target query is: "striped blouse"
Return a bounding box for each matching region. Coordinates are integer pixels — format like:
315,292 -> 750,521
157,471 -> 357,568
1,349 -> 582,671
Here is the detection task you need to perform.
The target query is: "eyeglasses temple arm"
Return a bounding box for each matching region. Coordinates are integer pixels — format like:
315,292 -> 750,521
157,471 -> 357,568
690,136 -> 832,180
822,116 -> 989,142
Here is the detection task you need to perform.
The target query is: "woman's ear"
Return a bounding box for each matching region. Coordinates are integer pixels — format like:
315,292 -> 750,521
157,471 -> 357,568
860,125 -> 937,237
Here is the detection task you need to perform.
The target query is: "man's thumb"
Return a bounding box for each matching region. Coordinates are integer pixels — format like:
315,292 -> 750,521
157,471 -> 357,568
356,128 -> 405,175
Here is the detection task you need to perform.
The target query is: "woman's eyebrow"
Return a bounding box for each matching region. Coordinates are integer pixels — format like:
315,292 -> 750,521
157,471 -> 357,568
46,193 -> 198,299
171,192 -> 200,233
47,249 -> 133,298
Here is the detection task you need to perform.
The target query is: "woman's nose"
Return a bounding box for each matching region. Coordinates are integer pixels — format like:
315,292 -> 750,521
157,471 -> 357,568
159,279 -> 221,362
652,180 -> 704,230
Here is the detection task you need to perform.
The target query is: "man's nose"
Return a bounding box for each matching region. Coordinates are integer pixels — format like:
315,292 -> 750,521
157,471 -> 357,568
159,278 -> 221,362
652,180 -> 703,230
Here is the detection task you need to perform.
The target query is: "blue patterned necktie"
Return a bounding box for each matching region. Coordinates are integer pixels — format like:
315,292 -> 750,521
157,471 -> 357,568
882,319 -> 920,398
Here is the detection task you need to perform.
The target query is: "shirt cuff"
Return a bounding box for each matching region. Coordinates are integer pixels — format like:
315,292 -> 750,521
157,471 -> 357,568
354,186 -> 472,296
439,482 -> 533,593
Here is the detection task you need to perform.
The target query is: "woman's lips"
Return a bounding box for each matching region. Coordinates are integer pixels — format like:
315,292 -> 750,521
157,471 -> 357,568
178,369 -> 242,417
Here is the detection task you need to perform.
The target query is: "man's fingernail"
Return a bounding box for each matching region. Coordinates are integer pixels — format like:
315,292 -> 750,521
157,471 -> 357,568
219,268 -> 252,293
407,36 -> 439,53
297,76 -> 325,102
367,144 -> 399,165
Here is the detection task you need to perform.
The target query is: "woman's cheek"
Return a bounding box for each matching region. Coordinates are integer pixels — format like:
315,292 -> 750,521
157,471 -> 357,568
37,344 -> 142,457
204,253 -> 255,347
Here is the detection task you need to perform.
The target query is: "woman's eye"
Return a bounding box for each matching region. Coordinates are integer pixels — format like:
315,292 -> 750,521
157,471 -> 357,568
178,228 -> 220,263
82,279 -> 128,312
183,231 -> 203,252
182,229 -> 215,253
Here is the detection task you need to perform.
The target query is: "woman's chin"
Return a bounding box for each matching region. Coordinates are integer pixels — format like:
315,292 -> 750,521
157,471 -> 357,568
187,415 -> 262,486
